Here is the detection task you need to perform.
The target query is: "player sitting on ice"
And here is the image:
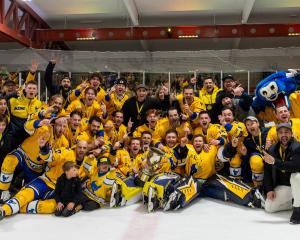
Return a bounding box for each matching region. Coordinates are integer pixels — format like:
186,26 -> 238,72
78,155 -> 115,211
143,134 -> 265,213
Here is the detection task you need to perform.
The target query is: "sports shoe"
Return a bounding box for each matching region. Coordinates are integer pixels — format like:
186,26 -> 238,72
290,207 -> 300,224
250,188 -> 265,209
147,187 -> 159,213
110,182 -> 122,208
0,190 -> 11,204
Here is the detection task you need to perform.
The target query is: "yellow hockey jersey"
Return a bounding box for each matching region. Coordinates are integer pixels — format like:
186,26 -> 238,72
24,118 -> 69,150
133,123 -> 155,138
176,94 -> 205,120
185,145 -> 218,180
194,123 -> 227,145
198,86 -> 221,111
153,118 -> 192,146
106,92 -> 129,116
290,91 -> 300,118
69,83 -> 106,103
104,120 -> 127,145
66,99 -> 104,119
31,104 -> 67,120
9,91 -> 42,119
163,144 -> 193,176
80,156 -> 116,205
20,125 -> 53,173
111,149 -> 145,177
39,147 -> 76,189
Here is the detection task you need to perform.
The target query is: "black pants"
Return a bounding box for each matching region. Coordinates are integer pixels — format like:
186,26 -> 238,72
81,194 -> 101,211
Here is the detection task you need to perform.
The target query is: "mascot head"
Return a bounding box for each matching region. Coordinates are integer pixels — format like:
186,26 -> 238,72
254,70 -> 300,109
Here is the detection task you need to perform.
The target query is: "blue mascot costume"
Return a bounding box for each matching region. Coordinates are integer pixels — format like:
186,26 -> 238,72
252,69 -> 300,121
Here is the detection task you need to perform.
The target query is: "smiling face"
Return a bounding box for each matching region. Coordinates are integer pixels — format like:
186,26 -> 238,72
277,127 -> 292,147
165,132 -> 178,148
193,136 -> 204,153
90,76 -> 101,88
275,106 -> 290,123
113,112 -> 124,126
49,96 -> 64,113
147,113 -> 158,127
70,113 -> 82,130
0,99 -> 7,115
221,109 -> 234,123
54,118 -> 68,137
76,140 -> 88,160
183,88 -> 194,103
221,97 -> 233,108
130,139 -> 141,155
115,84 -> 126,95
199,113 -> 211,129
224,79 -> 235,92
245,120 -> 260,136
204,78 -> 215,93
85,88 -> 96,105
61,78 -> 71,89
136,88 -> 148,101
142,133 -> 152,148
25,83 -> 38,99
89,120 -> 101,136
168,109 -> 180,125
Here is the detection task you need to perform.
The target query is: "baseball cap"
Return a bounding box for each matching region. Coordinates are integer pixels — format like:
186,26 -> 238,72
244,116 -> 259,123
97,156 -> 111,165
115,78 -> 127,86
135,84 -> 149,91
276,122 -> 292,131
222,75 -> 234,82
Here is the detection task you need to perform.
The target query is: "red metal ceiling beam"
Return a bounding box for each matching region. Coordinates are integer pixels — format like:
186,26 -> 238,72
0,0 -> 48,47
0,0 -> 69,49
35,24 -> 300,42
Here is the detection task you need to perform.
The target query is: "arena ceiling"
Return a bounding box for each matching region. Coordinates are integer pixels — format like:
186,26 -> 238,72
1,0 -> 300,51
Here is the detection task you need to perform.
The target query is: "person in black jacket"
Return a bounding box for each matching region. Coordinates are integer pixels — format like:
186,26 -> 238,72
122,84 -> 169,132
44,60 -> 72,106
54,161 -> 82,217
0,116 -> 12,167
212,88 -> 255,124
263,122 -> 300,224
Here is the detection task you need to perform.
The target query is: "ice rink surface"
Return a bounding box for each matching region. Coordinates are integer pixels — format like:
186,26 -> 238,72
0,198 -> 299,240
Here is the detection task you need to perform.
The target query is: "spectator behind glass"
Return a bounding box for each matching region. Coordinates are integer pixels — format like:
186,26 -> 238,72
155,85 -> 170,117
